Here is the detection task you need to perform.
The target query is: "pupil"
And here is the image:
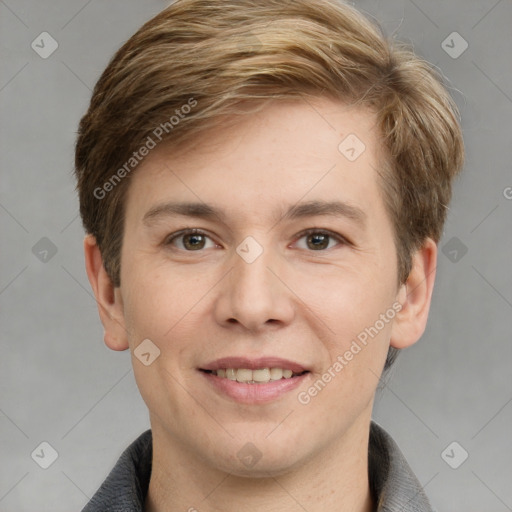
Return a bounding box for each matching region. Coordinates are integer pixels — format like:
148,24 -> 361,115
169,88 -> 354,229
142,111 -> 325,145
184,234 -> 205,250
308,233 -> 328,250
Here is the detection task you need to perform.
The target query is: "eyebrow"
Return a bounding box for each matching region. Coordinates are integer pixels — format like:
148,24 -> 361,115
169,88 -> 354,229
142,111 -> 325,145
142,199 -> 367,229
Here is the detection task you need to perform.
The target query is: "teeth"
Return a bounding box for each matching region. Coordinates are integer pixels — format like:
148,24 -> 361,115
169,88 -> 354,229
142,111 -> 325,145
269,368 -> 283,380
212,367 -> 302,383
253,368 -> 271,382
236,369 -> 252,382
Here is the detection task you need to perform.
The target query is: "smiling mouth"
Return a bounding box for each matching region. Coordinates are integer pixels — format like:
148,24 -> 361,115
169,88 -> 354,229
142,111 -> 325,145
200,368 -> 309,384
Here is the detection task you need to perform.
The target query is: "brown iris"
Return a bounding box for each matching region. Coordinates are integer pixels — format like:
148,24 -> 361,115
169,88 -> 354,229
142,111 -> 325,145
183,233 -> 207,250
306,233 -> 330,250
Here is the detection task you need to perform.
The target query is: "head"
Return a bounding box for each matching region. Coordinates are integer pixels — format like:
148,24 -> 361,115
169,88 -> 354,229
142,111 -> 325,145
76,0 -> 463,477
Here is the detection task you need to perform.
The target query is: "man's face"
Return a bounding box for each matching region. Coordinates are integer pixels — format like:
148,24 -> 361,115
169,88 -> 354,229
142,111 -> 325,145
116,97 -> 404,475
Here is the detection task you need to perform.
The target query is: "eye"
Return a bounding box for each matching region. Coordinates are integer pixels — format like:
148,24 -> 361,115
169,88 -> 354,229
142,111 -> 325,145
165,229 -> 217,251
294,229 -> 347,251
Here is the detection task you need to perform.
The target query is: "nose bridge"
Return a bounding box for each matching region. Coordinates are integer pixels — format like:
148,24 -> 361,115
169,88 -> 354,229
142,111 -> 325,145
217,235 -> 294,329
233,237 -> 277,306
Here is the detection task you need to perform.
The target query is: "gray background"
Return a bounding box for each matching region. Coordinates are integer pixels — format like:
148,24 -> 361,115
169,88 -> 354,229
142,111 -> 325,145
1,0 -> 511,510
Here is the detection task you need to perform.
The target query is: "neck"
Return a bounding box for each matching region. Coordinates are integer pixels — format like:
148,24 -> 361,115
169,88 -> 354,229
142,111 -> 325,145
144,417 -> 374,512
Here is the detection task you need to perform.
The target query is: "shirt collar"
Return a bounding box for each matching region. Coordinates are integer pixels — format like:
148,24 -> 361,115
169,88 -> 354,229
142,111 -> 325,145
82,421 -> 433,512
369,422 -> 434,511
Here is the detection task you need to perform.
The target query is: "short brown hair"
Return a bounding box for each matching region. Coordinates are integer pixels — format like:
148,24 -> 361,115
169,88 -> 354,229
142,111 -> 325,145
75,0 -> 464,369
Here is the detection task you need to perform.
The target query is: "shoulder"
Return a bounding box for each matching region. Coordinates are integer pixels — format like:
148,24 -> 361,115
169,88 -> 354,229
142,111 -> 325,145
369,421 -> 435,512
81,429 -> 152,512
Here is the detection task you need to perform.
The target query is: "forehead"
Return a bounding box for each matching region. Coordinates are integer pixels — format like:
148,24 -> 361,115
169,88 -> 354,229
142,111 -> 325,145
124,97 -> 386,225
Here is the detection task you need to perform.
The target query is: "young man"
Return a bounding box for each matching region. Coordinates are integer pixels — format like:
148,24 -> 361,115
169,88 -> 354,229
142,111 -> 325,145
75,0 -> 464,510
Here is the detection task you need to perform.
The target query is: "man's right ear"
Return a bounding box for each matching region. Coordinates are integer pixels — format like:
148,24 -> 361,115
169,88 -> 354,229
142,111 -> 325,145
83,234 -> 129,351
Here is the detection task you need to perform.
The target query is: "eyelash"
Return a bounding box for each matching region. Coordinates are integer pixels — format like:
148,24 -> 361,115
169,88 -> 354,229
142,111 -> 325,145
164,228 -> 350,251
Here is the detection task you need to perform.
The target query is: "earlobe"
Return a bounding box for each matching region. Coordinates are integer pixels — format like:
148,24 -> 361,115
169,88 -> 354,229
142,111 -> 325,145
390,238 -> 437,349
83,234 -> 129,351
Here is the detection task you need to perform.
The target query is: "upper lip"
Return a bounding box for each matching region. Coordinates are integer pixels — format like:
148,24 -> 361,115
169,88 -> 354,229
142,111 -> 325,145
200,357 -> 309,373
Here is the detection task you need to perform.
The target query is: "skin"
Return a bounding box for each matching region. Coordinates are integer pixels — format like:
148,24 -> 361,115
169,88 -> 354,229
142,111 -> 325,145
84,96 -> 437,512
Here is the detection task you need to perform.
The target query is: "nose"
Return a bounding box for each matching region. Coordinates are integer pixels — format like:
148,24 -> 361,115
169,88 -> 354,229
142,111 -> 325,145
213,240 -> 295,332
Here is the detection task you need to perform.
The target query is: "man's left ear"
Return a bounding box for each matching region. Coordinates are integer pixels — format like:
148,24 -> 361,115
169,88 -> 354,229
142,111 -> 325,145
390,238 -> 437,349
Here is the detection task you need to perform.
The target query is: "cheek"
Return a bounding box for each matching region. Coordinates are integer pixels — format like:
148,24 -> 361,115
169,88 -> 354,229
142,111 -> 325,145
289,260 -> 396,344
120,264 -> 204,421
298,273 -> 395,413
120,258 -> 216,344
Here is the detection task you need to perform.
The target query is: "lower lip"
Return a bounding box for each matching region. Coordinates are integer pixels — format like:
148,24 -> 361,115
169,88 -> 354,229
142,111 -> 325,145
200,371 -> 309,404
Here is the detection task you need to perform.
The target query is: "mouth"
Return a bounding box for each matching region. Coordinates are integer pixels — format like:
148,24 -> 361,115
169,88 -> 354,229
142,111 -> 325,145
199,357 -> 311,403
200,367 -> 309,384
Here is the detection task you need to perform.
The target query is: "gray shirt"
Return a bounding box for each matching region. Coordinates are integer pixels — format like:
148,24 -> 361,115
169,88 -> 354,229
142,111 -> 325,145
82,421 -> 433,511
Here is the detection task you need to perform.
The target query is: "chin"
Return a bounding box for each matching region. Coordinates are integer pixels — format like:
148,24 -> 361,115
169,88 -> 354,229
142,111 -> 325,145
221,456 -> 305,479
208,437 -> 312,478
